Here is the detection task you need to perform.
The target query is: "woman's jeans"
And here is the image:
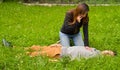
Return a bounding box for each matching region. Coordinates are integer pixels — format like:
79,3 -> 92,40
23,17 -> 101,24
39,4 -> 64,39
59,31 -> 84,47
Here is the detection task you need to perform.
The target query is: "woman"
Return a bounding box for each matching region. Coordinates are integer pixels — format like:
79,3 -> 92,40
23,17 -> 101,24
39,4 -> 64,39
60,3 -> 89,47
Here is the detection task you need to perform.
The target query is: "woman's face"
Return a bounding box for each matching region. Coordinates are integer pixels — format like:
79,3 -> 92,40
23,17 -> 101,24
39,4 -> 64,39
78,12 -> 87,18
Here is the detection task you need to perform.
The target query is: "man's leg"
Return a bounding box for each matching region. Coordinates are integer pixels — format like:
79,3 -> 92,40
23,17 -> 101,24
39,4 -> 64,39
25,45 -> 43,51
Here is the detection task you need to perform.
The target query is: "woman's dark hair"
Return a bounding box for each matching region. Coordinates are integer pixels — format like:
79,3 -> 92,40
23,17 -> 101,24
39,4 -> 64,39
72,3 -> 89,24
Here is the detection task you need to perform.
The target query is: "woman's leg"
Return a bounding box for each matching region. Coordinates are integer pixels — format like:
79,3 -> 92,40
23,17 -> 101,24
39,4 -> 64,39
73,32 -> 84,46
59,32 -> 70,47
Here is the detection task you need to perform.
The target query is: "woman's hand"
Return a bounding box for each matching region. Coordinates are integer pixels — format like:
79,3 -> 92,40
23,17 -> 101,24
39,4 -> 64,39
77,16 -> 82,23
85,46 -> 89,47
85,46 -> 92,51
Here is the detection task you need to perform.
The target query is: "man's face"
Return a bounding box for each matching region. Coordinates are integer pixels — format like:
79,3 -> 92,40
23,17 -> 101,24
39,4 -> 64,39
101,50 -> 115,56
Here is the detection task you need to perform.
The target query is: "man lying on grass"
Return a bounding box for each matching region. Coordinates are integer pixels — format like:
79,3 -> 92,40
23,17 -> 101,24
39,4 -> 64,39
2,39 -> 116,59
25,44 -> 116,59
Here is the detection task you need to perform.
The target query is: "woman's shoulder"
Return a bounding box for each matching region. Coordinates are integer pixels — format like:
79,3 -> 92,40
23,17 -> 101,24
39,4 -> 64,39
66,9 -> 75,14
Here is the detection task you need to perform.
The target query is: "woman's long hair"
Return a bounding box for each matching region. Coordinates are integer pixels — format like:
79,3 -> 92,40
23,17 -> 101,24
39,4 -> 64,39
72,3 -> 89,24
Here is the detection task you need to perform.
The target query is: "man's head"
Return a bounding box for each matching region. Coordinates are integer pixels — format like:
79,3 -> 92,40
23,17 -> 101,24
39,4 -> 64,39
101,50 -> 117,56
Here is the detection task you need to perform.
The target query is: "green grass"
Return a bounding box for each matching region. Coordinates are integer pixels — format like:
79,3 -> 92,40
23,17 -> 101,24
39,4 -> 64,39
0,2 -> 120,70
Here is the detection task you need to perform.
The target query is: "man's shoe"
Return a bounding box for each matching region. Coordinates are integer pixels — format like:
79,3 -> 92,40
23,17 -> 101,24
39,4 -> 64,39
2,38 -> 13,47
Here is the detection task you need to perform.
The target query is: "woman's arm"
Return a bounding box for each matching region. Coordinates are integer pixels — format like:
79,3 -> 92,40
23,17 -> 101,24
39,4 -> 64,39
83,22 -> 89,46
63,12 -> 78,28
61,12 -> 80,34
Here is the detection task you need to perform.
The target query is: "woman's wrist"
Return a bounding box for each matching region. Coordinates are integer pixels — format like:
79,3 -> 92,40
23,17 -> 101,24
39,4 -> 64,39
85,46 -> 89,47
77,20 -> 81,23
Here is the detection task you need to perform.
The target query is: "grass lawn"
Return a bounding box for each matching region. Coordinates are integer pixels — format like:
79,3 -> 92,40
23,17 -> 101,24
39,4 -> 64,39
0,2 -> 120,70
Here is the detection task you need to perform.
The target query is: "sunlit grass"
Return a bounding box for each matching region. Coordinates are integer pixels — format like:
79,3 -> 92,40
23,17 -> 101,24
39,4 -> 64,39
0,3 -> 120,70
